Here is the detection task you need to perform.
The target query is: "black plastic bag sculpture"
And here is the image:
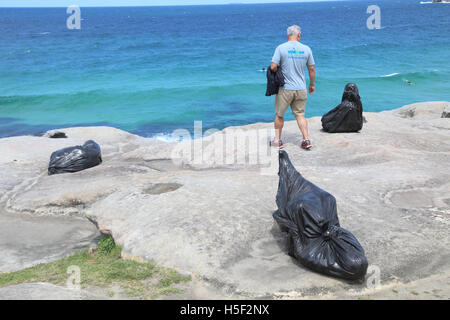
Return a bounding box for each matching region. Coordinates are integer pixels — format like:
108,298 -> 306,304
273,150 -> 368,280
48,140 -> 102,175
321,83 -> 363,133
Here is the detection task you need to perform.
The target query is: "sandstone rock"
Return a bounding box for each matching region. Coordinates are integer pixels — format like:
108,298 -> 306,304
0,102 -> 449,298
0,211 -> 100,273
0,283 -> 108,300
392,101 -> 448,120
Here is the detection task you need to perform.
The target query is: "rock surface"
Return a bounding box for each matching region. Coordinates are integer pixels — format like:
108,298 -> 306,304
0,283 -> 108,300
0,102 -> 449,299
0,211 -> 99,273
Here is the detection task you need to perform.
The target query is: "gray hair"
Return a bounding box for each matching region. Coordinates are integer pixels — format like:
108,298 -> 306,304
287,25 -> 301,36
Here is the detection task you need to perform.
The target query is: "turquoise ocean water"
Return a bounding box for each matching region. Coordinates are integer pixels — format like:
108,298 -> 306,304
0,0 -> 449,138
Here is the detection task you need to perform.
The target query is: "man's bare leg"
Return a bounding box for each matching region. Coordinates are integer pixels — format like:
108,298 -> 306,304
273,114 -> 284,142
295,115 -> 309,140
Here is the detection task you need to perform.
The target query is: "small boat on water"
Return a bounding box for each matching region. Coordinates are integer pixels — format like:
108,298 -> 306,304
420,0 -> 450,4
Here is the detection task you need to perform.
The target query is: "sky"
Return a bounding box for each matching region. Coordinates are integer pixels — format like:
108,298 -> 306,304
0,0 -> 342,8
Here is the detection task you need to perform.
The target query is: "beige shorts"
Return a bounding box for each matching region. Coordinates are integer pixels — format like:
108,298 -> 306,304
275,89 -> 307,117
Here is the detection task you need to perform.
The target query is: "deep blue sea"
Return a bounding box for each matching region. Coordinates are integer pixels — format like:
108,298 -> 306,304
1,0 -> 449,138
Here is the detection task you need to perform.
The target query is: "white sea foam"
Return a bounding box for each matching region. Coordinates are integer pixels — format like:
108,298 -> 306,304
151,133 -> 178,143
381,73 -> 400,78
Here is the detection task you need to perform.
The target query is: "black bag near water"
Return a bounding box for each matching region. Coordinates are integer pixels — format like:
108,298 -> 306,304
48,140 -> 102,175
273,150 -> 368,280
321,83 -> 363,133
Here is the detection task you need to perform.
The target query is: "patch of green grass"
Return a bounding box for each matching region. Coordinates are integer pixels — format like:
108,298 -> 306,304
150,287 -> 184,299
410,291 -> 419,296
97,234 -> 116,256
0,235 -> 191,299
157,269 -> 190,288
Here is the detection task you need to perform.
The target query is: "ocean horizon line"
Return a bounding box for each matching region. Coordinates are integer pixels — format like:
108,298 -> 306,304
0,0 -> 356,9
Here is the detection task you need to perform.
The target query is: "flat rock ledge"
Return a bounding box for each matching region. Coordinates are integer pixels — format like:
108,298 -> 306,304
0,101 -> 449,299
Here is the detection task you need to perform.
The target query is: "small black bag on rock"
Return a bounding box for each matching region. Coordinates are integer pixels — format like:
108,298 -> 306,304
321,83 -> 363,133
48,140 -> 102,175
273,150 -> 368,280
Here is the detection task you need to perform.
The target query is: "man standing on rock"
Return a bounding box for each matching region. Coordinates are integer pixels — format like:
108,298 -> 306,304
270,25 -> 316,150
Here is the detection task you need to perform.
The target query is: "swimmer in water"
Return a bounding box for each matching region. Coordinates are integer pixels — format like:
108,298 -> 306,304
403,79 -> 414,85
259,67 -> 266,72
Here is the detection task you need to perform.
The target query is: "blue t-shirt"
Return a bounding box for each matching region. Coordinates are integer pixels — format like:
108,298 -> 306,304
271,41 -> 315,91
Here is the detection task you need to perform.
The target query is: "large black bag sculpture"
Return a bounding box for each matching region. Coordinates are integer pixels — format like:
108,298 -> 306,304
321,83 -> 363,133
273,150 -> 368,280
48,140 -> 102,175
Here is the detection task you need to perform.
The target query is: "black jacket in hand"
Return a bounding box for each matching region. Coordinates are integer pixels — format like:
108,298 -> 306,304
265,66 -> 285,96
